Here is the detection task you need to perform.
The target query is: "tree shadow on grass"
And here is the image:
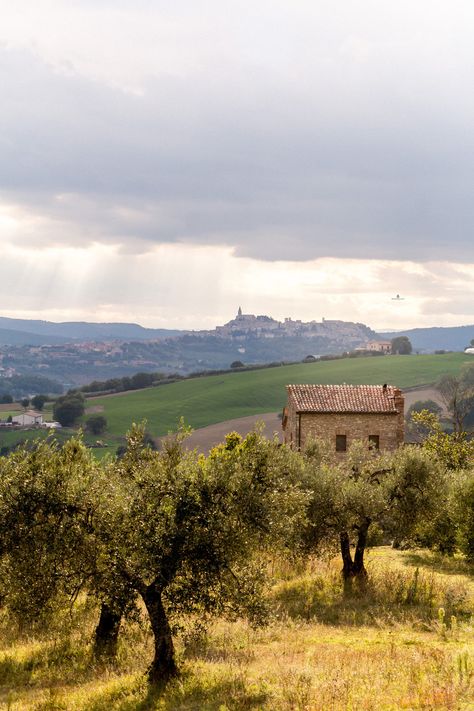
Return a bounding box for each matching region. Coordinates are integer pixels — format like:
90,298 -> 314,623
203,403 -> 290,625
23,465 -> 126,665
83,669 -> 268,711
270,563 -> 473,629
0,636 -> 112,698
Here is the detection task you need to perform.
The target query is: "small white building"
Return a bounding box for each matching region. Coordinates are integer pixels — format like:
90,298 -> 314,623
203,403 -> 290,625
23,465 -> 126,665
12,410 -> 44,426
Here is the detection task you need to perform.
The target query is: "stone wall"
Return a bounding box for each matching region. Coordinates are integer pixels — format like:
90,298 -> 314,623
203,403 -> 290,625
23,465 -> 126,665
282,400 -> 298,447
299,411 -> 404,452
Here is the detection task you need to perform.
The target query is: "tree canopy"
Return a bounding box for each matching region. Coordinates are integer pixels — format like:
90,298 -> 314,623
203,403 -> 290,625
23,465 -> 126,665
85,414 -> 107,435
436,364 -> 474,433
53,392 -> 85,427
391,336 -> 412,355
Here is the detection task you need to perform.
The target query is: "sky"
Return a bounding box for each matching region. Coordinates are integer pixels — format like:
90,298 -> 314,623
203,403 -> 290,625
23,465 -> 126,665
1,0 -> 474,330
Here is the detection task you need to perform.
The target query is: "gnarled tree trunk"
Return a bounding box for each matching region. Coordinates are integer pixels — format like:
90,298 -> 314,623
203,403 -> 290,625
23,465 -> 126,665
340,518 -> 371,595
340,531 -> 354,595
93,601 -> 123,659
142,582 -> 177,685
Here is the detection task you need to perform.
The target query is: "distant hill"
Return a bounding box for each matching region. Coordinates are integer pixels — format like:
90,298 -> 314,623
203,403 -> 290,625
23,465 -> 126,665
379,325 -> 474,353
0,317 -> 184,342
0,327 -> 69,346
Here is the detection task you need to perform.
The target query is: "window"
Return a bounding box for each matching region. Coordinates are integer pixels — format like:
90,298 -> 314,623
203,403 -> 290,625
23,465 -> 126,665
335,434 -> 347,452
369,434 -> 380,450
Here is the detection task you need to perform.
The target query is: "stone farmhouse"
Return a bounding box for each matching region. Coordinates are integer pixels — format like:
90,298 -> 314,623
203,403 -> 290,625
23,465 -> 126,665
366,340 -> 392,354
282,384 -> 404,453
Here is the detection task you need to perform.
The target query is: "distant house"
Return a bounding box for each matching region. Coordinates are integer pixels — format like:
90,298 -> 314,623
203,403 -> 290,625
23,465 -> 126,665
282,384 -> 404,453
366,340 -> 392,354
12,410 -> 44,427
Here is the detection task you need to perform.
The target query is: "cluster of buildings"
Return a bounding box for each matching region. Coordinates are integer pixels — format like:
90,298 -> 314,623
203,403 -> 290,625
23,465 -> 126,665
213,308 -> 375,345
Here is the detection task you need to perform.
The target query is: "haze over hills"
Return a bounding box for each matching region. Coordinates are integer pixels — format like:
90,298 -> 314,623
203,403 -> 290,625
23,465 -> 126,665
0,327 -> 69,347
0,317 -> 184,342
0,313 -> 473,351
0,310 -> 376,388
0,310 -> 473,392
379,325 -> 474,352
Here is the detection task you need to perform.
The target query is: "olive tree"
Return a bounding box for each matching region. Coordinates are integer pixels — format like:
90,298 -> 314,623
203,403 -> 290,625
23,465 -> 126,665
90,425 -> 306,683
411,410 -> 474,470
301,442 -> 443,592
0,437 -> 97,626
436,364 -> 474,433
453,468 -> 474,561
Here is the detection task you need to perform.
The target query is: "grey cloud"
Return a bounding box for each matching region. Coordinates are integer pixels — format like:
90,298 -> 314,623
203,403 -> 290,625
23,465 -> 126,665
2,44 -> 474,262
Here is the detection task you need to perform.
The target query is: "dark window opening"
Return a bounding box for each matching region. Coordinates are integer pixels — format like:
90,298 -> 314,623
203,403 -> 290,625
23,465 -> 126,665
369,434 -> 380,450
336,434 -> 347,452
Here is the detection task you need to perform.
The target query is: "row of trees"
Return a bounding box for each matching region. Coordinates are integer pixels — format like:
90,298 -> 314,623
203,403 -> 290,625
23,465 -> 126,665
0,393 -> 49,408
78,371 -> 164,394
0,419 -> 472,686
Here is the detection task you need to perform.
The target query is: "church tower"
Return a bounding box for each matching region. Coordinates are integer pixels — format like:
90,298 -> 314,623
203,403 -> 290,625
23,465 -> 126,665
237,306 -> 242,317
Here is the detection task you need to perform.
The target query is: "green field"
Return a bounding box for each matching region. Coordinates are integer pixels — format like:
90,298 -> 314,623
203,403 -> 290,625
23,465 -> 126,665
88,352 -> 471,440
0,353 -> 471,453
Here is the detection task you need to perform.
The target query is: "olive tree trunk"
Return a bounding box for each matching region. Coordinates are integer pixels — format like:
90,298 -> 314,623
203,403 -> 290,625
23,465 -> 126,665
142,583 -> 177,684
340,519 -> 371,594
93,601 -> 123,658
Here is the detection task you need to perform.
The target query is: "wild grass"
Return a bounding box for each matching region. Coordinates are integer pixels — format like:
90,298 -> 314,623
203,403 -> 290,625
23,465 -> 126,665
1,547 -> 473,710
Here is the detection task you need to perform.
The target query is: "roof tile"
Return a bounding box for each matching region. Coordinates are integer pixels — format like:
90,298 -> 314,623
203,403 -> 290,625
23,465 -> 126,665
287,384 -> 402,414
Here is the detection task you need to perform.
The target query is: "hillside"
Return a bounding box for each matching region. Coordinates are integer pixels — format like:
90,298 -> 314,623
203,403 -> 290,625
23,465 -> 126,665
379,324 -> 474,352
0,327 -> 69,346
0,316 -> 183,342
0,313 -> 380,385
88,352 -> 472,440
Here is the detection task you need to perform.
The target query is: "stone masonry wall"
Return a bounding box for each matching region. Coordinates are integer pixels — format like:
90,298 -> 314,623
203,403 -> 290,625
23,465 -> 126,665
299,411 -> 404,452
282,400 -> 298,447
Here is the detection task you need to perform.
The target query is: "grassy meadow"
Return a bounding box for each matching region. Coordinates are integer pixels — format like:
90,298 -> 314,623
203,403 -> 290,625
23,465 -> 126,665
87,353 -> 471,440
1,547 -> 473,710
0,352 -> 472,454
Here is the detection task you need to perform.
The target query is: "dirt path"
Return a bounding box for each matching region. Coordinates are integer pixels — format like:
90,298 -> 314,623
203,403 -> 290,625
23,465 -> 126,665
84,405 -> 105,414
179,412 -> 282,454
402,387 -> 446,412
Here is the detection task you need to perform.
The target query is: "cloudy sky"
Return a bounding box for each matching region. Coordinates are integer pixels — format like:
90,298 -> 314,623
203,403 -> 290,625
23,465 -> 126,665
1,1 -> 474,330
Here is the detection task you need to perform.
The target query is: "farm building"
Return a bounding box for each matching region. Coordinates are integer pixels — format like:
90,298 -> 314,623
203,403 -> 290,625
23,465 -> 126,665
366,340 -> 392,353
11,410 -> 44,426
282,384 -> 404,453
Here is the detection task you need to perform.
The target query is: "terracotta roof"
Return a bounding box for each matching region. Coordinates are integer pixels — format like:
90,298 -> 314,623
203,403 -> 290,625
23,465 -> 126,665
286,384 -> 402,414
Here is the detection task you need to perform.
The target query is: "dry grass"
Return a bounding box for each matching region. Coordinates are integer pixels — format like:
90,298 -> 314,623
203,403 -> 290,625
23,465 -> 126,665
1,548 -> 473,710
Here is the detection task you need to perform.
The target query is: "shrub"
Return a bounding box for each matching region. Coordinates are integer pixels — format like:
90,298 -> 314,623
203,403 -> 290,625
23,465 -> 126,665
85,415 -> 107,435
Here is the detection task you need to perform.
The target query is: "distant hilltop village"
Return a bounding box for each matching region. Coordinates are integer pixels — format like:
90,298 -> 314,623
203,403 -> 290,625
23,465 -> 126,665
212,308 -> 375,346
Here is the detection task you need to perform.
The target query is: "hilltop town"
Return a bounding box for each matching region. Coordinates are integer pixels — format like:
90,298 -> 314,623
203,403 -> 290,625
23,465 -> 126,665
0,309 -> 376,391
